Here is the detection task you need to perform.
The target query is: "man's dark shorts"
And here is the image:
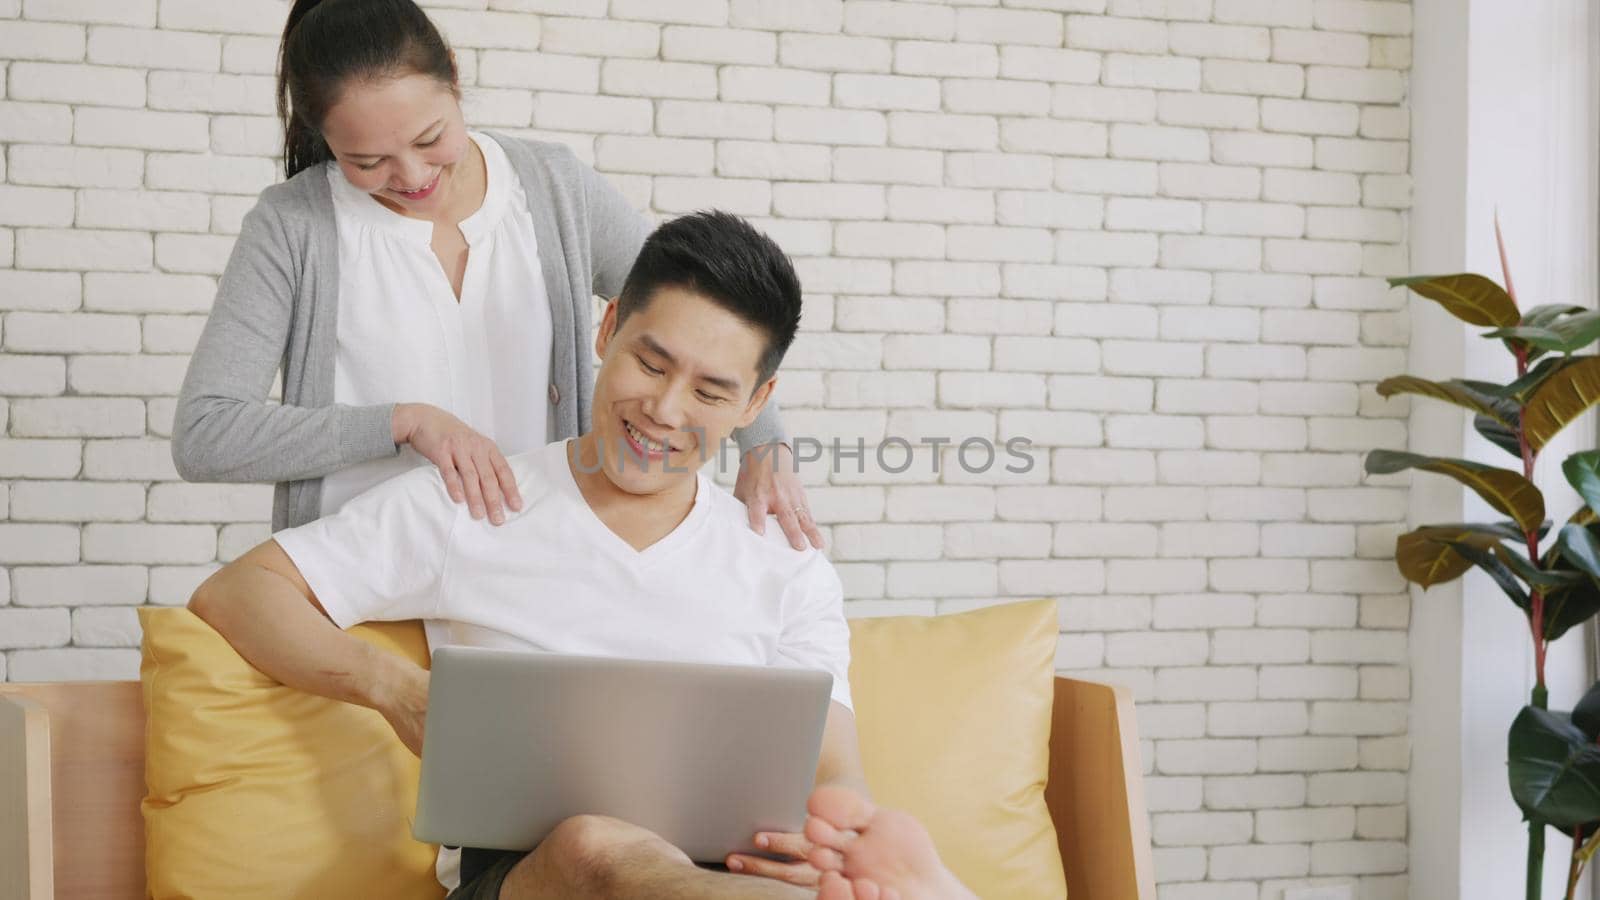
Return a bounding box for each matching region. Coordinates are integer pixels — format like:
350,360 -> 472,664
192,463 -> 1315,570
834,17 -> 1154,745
446,846 -> 734,899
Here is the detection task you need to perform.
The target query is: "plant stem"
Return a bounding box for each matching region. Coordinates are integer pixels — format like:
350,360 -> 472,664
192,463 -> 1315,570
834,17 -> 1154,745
1513,342 -> 1550,692
1568,827 -> 1584,900
1532,680 -> 1550,900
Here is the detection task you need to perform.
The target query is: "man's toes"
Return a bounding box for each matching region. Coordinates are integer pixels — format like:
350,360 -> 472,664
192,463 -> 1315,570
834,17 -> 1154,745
805,813 -> 857,851
808,846 -> 846,873
808,785 -> 876,831
817,870 -> 856,900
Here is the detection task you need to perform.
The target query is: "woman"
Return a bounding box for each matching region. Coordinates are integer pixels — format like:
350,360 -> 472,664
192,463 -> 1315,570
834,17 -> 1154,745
172,0 -> 820,552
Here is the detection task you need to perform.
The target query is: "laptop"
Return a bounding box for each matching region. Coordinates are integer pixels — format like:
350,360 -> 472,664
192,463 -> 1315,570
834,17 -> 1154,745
412,645 -> 834,862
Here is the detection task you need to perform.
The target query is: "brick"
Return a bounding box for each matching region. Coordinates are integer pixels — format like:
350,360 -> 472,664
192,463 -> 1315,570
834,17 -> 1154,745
1054,523 -> 1159,558
999,45 -> 1100,83
997,485 -> 1102,522
0,184 -> 73,228
888,112 -> 996,151
729,0 -> 844,33
1212,558 -> 1309,592
1259,594 -> 1358,628
1155,382 -> 1256,416
1213,628 -> 1311,664
600,59 -> 716,99
944,523 -> 1052,559
1057,158 -> 1158,195
8,145 -> 143,189
1105,53 -> 1200,90
1154,811 -> 1254,847
1106,559 -> 1207,594
832,147 -> 943,185
1156,737 -> 1257,773
0,438 -> 80,478
0,608 -> 71,648
1215,0 -> 1313,27
1210,701 -> 1309,737
1168,21 -> 1270,59
1357,806 -> 1406,840
1158,592 -> 1254,627
23,0 -> 155,26
220,34 -> 276,74
892,40 -> 998,78
610,0 -> 726,25
1106,486 -> 1206,521
1308,772 -> 1405,806
1053,84 -> 1156,123
843,1 -> 953,39
836,296 -> 943,333
1053,448 -> 1157,485
832,524 -> 943,561
956,7 -> 1063,46
778,33 -> 891,73
0,19 -> 82,60
1160,163 -> 1262,200
779,107 -> 887,146
8,648 -> 140,681
0,100 -> 72,143
1306,66 -> 1405,103
1161,521 -> 1260,556
835,221 -> 945,259
10,61 -> 142,106
1210,846 -> 1312,882
652,177 -> 770,216
1207,487 -> 1307,522
0,523 -> 79,563
10,480 -> 145,522
1066,14 -> 1166,53
1202,59 -> 1304,97
70,606 -> 140,647
1214,130 -> 1314,168
148,71 -> 275,115
944,79 -> 1052,118
86,24 -> 218,70
11,565 -> 146,607
886,561 -> 996,598
1105,414 -> 1203,449
1260,665 -> 1360,700
896,261 -> 1001,297
1145,776 -> 1205,813
999,560 -> 1105,595
82,523 -> 216,564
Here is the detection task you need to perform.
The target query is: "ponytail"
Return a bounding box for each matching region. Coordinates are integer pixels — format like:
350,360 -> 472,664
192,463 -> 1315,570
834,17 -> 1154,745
275,0 -> 458,180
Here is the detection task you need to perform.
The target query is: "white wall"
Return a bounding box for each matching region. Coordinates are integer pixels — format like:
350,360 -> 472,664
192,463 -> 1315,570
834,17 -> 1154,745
0,1 -> 1416,895
1409,0 -> 1600,897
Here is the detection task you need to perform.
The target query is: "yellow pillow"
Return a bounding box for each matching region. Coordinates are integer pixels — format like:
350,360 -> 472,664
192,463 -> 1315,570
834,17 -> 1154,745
848,598 -> 1066,900
138,608 -> 443,900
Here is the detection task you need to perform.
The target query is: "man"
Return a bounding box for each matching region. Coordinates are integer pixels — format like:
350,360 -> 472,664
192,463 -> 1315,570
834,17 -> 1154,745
193,210 -> 975,899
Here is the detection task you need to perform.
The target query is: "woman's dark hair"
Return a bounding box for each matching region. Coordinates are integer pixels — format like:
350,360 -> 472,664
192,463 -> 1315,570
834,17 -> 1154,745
277,0 -> 458,180
616,211 -> 803,387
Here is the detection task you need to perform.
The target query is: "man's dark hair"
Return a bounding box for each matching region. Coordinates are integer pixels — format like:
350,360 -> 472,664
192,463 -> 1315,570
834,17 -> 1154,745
616,210 -> 803,386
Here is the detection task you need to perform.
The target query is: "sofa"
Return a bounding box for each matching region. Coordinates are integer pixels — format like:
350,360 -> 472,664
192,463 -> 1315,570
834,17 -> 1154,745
0,601 -> 1155,900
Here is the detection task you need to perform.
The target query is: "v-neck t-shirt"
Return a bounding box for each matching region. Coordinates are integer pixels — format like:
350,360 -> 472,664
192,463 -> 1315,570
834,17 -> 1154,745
319,131 -> 553,519
276,439 -> 853,711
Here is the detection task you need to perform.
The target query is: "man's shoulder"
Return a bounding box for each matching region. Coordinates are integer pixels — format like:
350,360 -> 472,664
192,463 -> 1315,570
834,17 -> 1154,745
698,478 -> 831,575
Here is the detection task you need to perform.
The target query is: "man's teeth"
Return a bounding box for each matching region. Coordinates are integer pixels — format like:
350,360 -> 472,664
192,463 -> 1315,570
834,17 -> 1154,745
625,421 -> 667,452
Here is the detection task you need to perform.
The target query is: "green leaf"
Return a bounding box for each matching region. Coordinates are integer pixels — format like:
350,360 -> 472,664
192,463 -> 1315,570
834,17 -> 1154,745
1573,680 -> 1600,742
1509,706 -> 1600,828
1525,357 -> 1600,451
1365,449 -> 1545,534
1393,526 -> 1499,588
1523,304 -> 1591,329
1540,577 -> 1600,642
1376,376 -> 1517,425
1564,452 -> 1600,514
1389,273 -> 1520,328
1475,413 -> 1524,459
1449,540 -> 1529,607
1496,544 -> 1584,592
1486,311 -> 1600,355
1503,356 -> 1582,404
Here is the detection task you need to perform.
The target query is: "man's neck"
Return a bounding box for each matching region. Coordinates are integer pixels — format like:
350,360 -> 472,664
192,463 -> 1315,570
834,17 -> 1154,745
566,435 -> 698,552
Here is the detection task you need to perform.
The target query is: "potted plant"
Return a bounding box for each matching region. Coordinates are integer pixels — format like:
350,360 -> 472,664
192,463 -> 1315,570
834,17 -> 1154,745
1369,225 -> 1600,899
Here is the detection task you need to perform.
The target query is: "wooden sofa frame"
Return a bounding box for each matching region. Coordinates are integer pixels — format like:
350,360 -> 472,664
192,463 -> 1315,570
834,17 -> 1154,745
0,676 -> 1155,899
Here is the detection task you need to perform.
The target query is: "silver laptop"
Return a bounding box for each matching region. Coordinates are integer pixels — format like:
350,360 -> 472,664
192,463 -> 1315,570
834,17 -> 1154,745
412,645 -> 834,862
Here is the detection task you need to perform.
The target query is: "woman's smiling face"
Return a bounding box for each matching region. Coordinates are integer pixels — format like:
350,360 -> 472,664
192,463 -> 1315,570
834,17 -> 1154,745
318,72 -> 470,215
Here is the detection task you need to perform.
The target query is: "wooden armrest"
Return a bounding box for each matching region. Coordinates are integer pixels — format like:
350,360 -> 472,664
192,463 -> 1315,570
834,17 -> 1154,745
1,693 -> 53,900
1045,675 -> 1156,900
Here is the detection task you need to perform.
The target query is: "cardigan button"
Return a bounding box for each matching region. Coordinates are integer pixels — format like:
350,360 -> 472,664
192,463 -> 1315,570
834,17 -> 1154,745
548,384 -> 560,405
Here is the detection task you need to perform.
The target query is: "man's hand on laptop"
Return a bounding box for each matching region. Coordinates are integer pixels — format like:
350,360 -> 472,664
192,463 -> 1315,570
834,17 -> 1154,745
724,829 -> 820,887
371,660 -> 431,757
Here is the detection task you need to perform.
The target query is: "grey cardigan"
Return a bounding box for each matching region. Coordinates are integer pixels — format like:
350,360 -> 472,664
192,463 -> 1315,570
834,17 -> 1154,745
172,132 -> 785,531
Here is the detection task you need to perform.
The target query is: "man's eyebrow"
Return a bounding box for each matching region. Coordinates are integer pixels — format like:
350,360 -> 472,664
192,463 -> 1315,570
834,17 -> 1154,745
345,119 -> 444,160
637,334 -> 742,393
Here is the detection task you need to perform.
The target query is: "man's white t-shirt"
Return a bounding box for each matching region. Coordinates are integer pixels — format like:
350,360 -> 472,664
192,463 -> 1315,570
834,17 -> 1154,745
274,440 -> 854,888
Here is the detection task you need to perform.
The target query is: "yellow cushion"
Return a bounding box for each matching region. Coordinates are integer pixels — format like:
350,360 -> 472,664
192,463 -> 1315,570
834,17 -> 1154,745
848,598 -> 1066,900
138,607 -> 443,900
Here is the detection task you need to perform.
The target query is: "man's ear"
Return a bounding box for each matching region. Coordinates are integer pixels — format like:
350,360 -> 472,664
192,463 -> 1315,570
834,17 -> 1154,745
595,297 -> 620,359
738,376 -> 777,428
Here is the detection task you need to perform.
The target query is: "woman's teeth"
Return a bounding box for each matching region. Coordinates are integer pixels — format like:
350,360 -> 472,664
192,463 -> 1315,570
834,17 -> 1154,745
625,421 -> 667,453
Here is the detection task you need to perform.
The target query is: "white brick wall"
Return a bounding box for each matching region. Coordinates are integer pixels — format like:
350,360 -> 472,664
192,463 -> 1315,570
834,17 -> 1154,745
0,0 -> 1413,895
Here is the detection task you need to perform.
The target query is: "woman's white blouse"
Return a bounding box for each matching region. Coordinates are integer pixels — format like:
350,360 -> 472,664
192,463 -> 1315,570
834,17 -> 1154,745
320,131 -> 553,517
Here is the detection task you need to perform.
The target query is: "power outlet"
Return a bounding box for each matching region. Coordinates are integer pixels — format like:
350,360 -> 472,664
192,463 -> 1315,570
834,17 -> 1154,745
1283,887 -> 1355,900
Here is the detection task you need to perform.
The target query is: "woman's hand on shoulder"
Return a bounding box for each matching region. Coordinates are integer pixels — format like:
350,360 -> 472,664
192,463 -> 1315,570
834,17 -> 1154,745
392,403 -> 524,526
734,442 -> 824,552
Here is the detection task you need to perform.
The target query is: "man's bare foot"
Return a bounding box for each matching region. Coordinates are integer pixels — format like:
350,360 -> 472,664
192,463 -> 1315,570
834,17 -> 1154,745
803,785 -> 977,900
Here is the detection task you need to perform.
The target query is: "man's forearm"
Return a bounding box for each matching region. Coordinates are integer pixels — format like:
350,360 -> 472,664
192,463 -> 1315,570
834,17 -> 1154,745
187,554 -> 414,713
